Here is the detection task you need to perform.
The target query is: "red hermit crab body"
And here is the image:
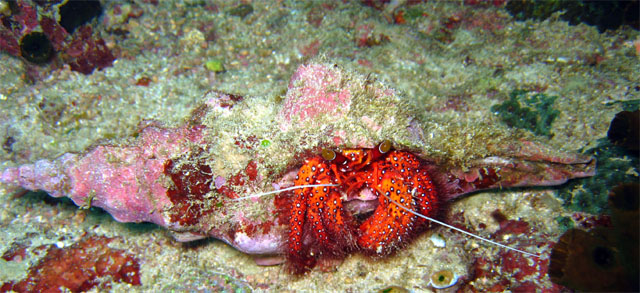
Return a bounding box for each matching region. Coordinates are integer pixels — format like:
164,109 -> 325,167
287,141 -> 439,272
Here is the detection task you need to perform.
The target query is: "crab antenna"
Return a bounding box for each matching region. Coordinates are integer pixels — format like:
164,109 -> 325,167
235,183 -> 540,258
233,184 -> 339,201
380,192 -> 541,258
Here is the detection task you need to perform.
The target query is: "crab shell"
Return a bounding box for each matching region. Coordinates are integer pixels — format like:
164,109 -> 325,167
286,141 -> 439,273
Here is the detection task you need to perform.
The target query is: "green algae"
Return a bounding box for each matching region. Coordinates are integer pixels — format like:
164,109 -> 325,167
557,139 -> 639,214
620,99 -> 640,112
492,89 -> 559,138
205,59 -> 225,73
227,4 -> 253,19
555,216 -> 574,232
403,7 -> 425,21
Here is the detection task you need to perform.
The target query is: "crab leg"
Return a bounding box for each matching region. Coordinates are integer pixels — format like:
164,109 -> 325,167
320,179 -> 354,252
358,171 -> 417,255
288,158 -> 318,257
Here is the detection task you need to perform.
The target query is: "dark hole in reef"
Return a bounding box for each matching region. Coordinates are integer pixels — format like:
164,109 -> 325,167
58,0 -> 102,34
607,113 -> 630,141
610,183 -> 640,211
6,0 -> 19,14
1,17 -> 13,29
592,245 -> 614,268
19,32 -> 54,64
607,110 -> 639,153
2,136 -> 15,153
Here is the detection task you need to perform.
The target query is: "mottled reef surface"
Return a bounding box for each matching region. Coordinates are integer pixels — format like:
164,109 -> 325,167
0,0 -> 638,292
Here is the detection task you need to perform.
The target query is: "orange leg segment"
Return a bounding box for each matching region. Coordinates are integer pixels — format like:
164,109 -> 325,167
357,171 -> 416,255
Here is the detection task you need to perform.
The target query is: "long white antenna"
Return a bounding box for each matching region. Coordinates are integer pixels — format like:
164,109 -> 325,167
380,192 -> 540,258
233,184 -> 339,201
235,182 -> 540,258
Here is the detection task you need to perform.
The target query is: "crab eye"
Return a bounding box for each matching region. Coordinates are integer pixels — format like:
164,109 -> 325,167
321,149 -> 336,161
378,140 -> 392,154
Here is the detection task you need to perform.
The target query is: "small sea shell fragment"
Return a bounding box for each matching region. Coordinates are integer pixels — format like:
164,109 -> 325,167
429,233 -> 446,248
429,269 -> 459,289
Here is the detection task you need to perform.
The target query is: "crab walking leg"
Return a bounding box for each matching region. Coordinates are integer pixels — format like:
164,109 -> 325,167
358,171 -> 417,255
306,181 -> 332,247
288,166 -> 313,257
287,157 -> 333,255
318,176 -> 355,253
382,150 -> 440,228
408,168 -> 439,227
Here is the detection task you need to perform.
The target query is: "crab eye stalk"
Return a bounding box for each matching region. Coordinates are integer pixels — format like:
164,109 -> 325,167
321,149 -> 336,161
378,140 -> 392,154
322,148 -> 349,166
370,140 -> 393,161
